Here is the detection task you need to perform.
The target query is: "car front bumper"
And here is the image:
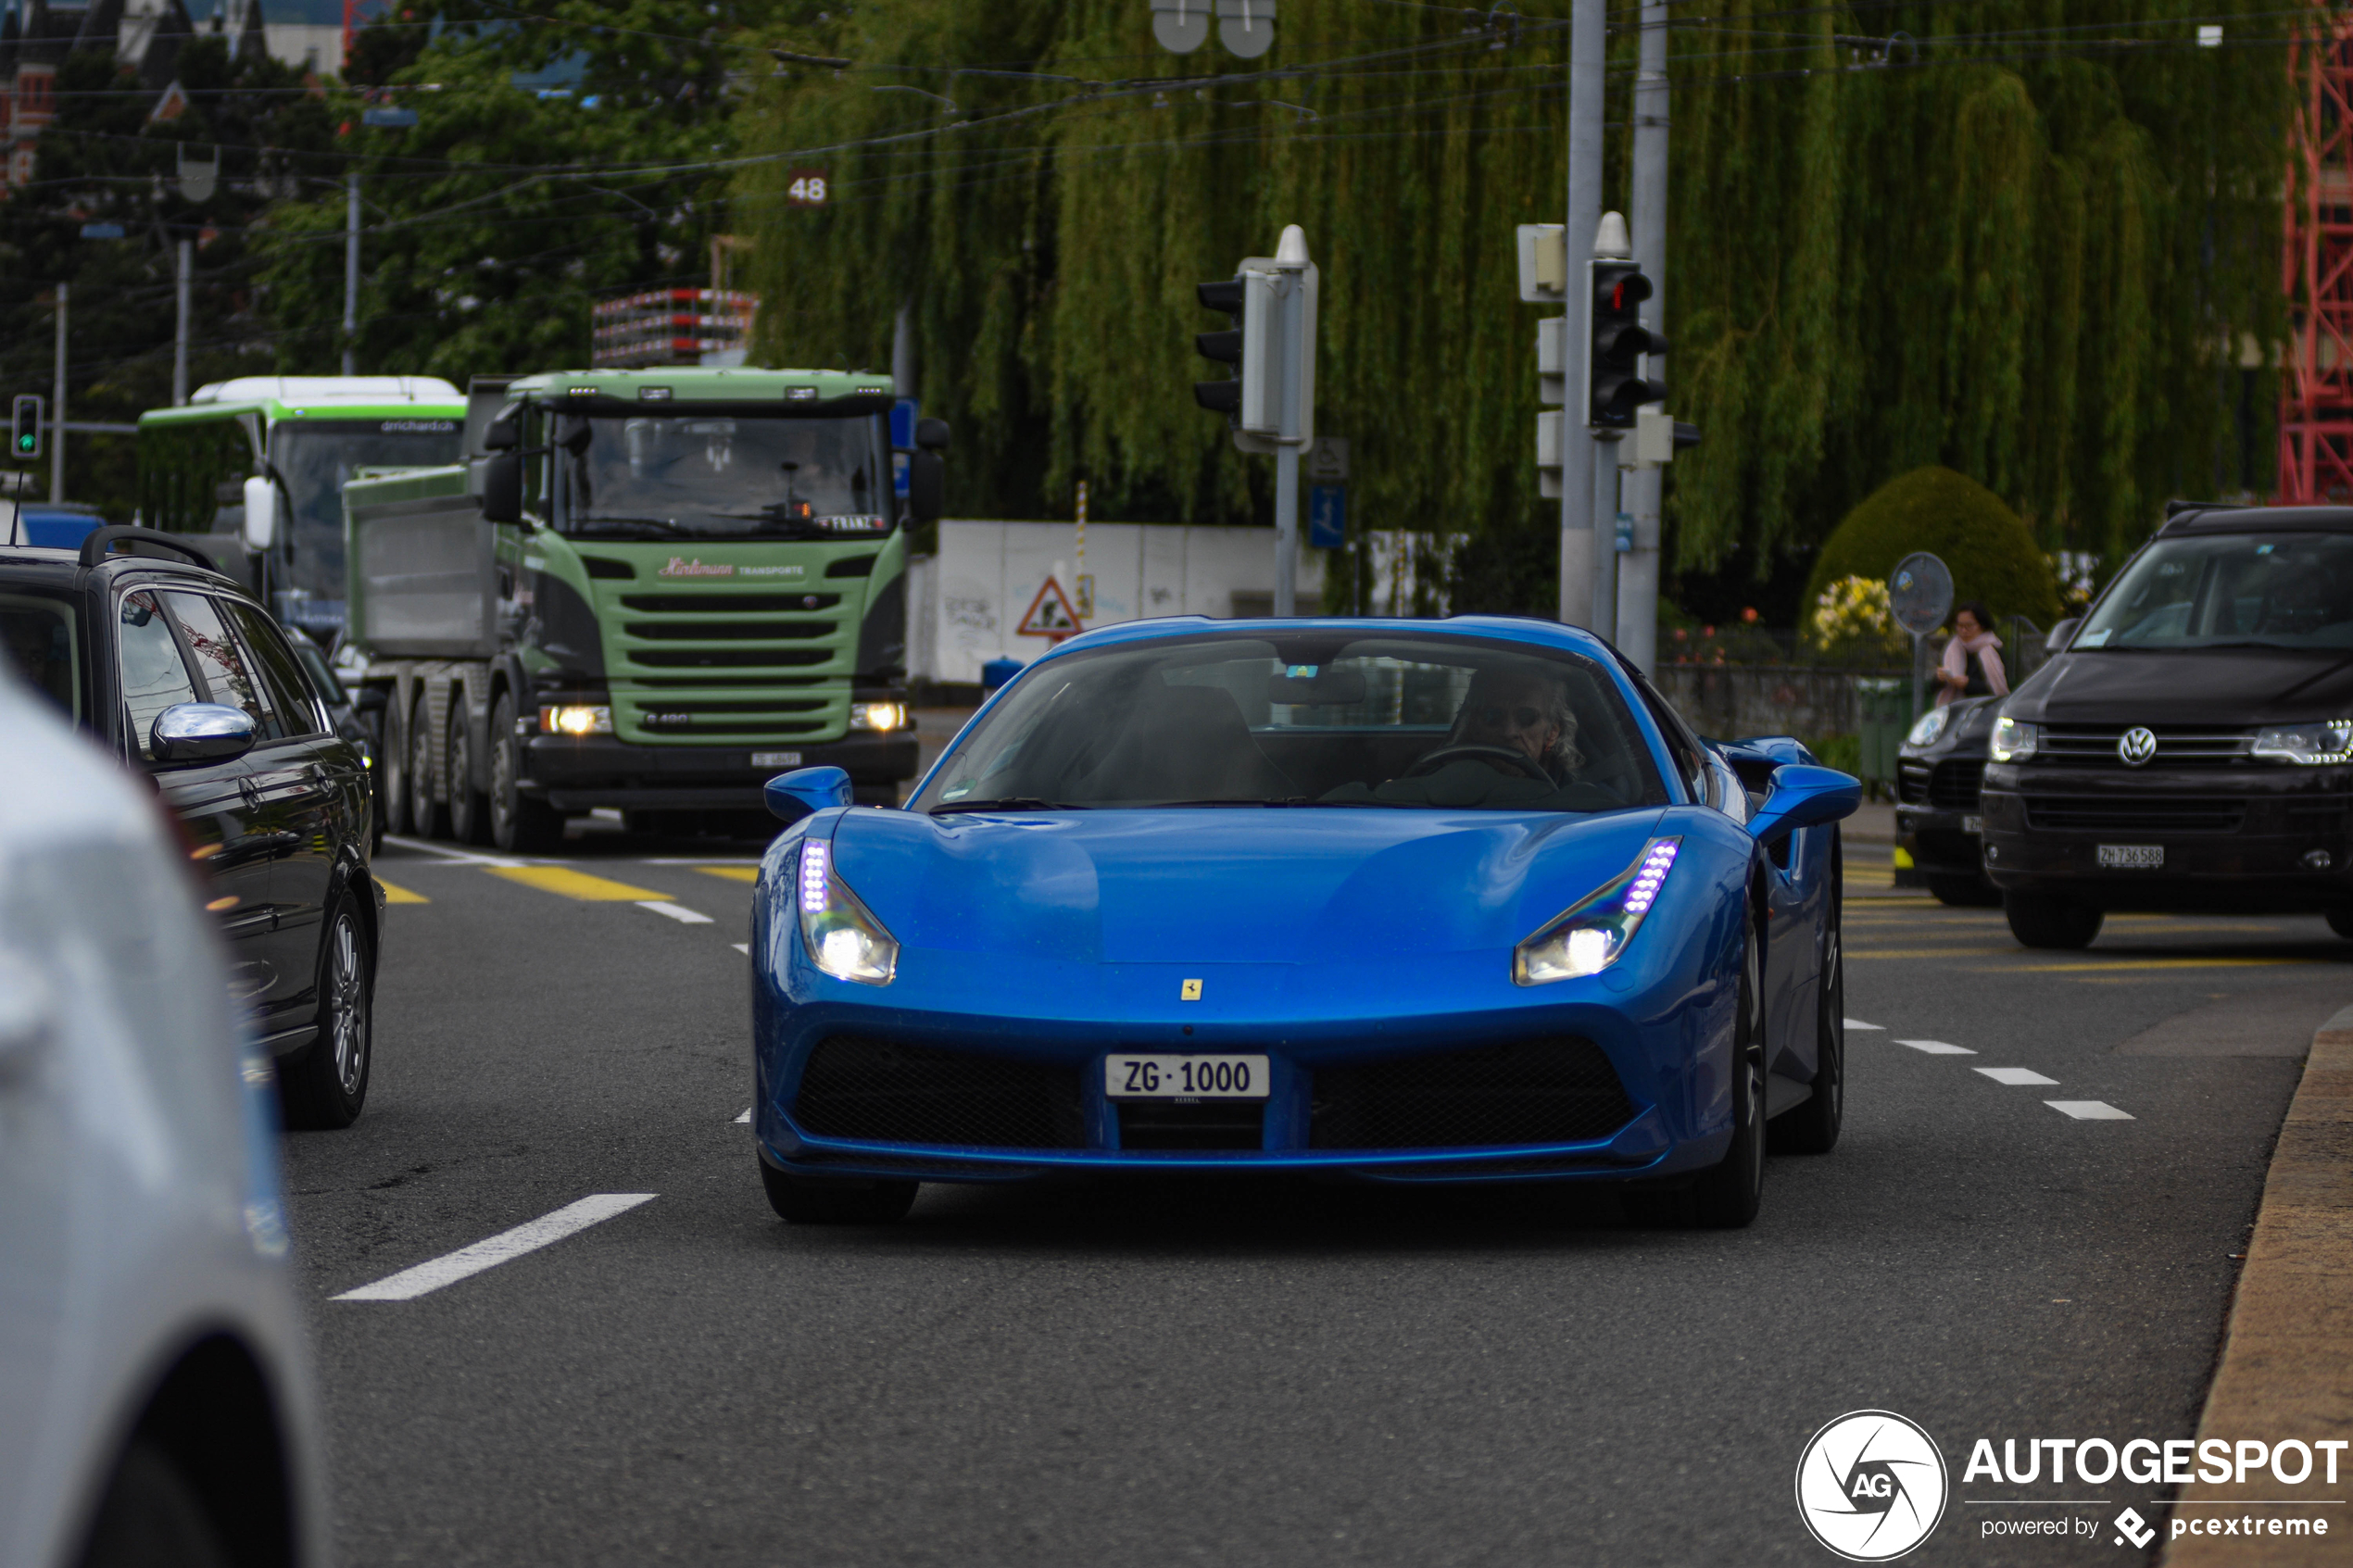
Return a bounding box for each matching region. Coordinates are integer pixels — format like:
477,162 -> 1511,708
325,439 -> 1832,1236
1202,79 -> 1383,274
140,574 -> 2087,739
1894,805 -> 1985,881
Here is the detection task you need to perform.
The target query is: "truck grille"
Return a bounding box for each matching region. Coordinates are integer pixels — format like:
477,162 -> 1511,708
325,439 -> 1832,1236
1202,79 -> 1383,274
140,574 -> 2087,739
2039,726 -> 2255,766
1309,1037 -> 1633,1150
1898,758 -> 1984,809
620,593 -> 840,613
622,696 -> 829,738
792,1037 -> 1085,1149
628,647 -> 831,668
2020,796 -> 2247,834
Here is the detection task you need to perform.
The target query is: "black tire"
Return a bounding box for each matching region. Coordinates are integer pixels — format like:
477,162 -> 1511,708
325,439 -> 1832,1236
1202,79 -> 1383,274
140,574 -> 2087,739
2328,908 -> 2353,940
2005,891 -> 2103,949
281,891 -> 373,1130
74,1440 -> 231,1568
379,693 -> 412,837
1927,872 -> 2004,908
407,692 -> 447,839
1772,920 -> 1843,1155
446,698 -> 492,846
759,1159 -> 918,1224
489,693 -> 564,852
1629,916 -> 1767,1229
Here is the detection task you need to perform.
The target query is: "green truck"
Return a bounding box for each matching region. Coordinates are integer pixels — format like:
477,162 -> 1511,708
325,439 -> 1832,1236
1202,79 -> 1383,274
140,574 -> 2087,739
339,367 -> 941,850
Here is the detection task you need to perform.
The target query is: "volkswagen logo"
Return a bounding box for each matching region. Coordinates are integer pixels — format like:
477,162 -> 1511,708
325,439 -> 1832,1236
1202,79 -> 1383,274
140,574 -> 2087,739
2117,726 -> 2158,767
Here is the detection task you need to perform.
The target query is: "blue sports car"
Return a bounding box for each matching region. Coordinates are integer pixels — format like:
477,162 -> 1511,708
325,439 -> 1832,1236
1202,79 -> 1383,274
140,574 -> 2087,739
749,616 -> 1858,1227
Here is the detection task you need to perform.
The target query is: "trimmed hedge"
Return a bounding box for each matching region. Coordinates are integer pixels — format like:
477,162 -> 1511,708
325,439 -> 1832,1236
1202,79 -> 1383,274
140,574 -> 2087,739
1804,467 -> 2063,633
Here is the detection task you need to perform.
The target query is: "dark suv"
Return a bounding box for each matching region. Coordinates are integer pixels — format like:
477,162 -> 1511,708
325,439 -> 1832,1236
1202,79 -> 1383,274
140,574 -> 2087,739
0,527 -> 382,1124
1982,504 -> 2353,947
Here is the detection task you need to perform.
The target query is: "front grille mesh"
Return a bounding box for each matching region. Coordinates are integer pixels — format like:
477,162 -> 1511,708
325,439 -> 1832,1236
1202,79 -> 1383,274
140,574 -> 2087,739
1899,758 -> 1984,809
793,1037 -> 1086,1149
1310,1037 -> 1634,1150
2020,796 -> 2247,834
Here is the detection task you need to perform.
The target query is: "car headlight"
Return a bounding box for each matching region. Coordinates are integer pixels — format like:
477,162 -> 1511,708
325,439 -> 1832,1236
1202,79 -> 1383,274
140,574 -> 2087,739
798,838 -> 898,985
2253,720 -> 2353,765
1905,707 -> 1950,747
1989,716 -> 2039,762
540,704 -> 612,736
1514,837 -> 1680,985
850,700 -> 909,733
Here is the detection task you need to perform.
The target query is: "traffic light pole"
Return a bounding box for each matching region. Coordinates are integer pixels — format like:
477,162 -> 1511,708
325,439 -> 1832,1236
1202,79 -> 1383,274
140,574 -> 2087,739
343,173 -> 360,377
1616,0 -> 1670,674
1590,433 -> 1619,638
174,239 -> 193,407
1558,0 -> 1607,628
1274,444 -> 1300,615
50,282 -> 67,504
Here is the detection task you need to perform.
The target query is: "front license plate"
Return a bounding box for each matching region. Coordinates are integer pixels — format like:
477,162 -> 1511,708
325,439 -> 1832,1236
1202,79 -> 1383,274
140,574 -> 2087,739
1105,1054 -> 1270,1100
2097,844 -> 2164,869
750,751 -> 803,769
1962,814 -> 1982,834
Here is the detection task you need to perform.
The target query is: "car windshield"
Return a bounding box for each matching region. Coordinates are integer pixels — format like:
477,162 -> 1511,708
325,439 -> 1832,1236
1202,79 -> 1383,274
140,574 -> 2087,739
557,413 -> 890,541
2076,533 -> 2353,650
911,632 -> 1668,813
270,419 -> 464,626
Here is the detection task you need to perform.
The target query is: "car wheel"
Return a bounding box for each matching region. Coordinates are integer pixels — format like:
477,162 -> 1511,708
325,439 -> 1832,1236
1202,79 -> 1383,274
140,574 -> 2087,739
488,693 -> 563,852
281,892 -> 373,1130
2004,891 -> 2103,949
759,1159 -> 918,1224
75,1440 -> 231,1568
408,692 -> 447,839
446,700 -> 492,846
2328,908 -> 2353,940
1772,921 -> 1843,1155
1927,872 -> 2004,908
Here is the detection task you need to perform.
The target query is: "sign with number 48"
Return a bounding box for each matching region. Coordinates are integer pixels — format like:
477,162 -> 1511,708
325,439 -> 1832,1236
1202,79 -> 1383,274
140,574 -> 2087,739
787,171 -> 828,206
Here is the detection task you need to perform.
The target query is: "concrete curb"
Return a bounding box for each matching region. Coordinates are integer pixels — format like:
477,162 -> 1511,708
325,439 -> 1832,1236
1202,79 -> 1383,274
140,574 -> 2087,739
2161,1006 -> 2353,1566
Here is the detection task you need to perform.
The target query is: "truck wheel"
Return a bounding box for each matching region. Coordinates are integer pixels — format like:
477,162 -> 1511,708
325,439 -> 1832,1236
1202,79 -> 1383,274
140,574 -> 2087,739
489,693 -> 563,852
2004,892 -> 2103,949
408,693 -> 447,839
446,701 -> 492,846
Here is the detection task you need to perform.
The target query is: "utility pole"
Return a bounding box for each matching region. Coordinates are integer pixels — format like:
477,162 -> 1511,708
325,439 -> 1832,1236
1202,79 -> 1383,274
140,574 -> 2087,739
1617,0 -> 1670,672
50,283 -> 67,503
343,173 -> 360,377
1559,0 -> 1607,626
174,239 -> 194,406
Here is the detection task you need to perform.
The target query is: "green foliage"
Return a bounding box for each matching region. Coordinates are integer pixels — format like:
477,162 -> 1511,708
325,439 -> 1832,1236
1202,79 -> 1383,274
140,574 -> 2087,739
1804,466 -> 2064,631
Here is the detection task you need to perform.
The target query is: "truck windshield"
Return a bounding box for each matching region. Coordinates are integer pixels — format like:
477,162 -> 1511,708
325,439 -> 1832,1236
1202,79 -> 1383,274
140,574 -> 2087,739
2076,533 -> 2353,650
558,414 -> 890,541
271,418 -> 463,628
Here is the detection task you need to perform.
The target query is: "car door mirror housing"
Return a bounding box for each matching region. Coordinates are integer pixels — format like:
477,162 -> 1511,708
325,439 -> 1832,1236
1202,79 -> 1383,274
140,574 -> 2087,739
241,474 -> 277,553
764,766 -> 854,824
152,702 -> 257,766
1747,763 -> 1860,845
2045,617 -> 2080,655
469,452 -> 524,524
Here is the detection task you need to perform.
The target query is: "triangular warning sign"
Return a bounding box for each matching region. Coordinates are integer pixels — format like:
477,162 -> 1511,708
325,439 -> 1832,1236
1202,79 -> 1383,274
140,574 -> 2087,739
1015,576 -> 1085,641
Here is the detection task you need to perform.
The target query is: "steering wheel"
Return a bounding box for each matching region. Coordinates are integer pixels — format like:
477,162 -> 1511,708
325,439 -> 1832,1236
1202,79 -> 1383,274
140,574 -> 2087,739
1403,744 -> 1551,783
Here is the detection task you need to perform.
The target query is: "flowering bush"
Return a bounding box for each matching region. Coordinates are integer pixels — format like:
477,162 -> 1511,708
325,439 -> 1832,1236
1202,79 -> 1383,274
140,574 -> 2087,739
1807,575 -> 1909,663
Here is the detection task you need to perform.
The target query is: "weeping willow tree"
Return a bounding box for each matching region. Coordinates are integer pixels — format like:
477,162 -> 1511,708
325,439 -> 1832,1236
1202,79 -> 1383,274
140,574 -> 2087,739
734,1 -> 2288,612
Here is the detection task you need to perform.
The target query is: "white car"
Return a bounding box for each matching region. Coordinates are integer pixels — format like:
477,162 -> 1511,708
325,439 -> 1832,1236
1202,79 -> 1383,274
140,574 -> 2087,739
0,671 -> 328,1568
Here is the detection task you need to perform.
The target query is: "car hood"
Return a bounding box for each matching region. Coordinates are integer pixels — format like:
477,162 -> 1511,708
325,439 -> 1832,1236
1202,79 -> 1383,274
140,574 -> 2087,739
2016,647 -> 2353,726
827,806 -> 1671,968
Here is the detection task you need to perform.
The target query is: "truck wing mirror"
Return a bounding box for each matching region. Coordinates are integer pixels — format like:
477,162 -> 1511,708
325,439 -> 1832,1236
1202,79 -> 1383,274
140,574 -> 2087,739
914,417 -> 950,451
908,449 -> 944,525
469,453 -> 524,524
482,410 -> 520,451
241,474 -> 278,553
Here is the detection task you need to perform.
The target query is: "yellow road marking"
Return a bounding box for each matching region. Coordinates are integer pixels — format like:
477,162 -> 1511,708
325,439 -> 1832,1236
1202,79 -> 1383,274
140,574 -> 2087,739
695,866 -> 761,884
379,880 -> 429,904
489,866 -> 671,901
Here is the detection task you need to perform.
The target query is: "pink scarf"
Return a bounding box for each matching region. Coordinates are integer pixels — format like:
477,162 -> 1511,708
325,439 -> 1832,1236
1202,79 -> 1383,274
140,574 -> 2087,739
1937,631 -> 2007,706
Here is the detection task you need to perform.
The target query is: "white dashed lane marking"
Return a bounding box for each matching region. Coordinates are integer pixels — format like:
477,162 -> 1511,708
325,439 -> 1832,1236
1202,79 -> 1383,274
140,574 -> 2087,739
333,1194 -> 657,1302
731,943 -> 750,956
1976,1067 -> 2061,1086
1894,1039 -> 1977,1055
636,900 -> 713,925
735,1109 -> 751,1124
2046,1100 -> 2134,1121
1844,1018 -> 1884,1031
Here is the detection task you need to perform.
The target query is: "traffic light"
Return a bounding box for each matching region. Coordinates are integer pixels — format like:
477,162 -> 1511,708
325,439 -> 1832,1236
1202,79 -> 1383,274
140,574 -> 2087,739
9,395 -> 40,460
1193,280 -> 1246,419
1586,261 -> 1663,430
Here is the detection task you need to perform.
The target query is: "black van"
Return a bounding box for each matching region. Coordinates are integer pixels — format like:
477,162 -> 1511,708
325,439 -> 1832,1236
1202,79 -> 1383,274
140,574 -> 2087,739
1982,504 -> 2353,947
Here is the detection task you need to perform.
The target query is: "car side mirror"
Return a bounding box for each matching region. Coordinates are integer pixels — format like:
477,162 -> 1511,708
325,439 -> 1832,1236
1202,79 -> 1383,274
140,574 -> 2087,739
2045,617 -> 2079,655
908,450 -> 944,525
152,702 -> 256,766
470,452 -> 524,524
1748,763 -> 1859,845
764,765 -> 854,824
241,474 -> 277,553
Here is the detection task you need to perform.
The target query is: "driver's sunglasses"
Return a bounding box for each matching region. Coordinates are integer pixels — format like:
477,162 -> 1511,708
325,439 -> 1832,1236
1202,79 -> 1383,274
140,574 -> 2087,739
1475,705 -> 1545,729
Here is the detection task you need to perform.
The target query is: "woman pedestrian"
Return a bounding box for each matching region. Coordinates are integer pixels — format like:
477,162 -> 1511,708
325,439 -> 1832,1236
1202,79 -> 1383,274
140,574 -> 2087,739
1935,600 -> 2007,707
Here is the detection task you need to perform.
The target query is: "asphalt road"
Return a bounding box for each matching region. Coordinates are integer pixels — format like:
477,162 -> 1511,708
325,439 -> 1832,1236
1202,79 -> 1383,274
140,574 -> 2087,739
280,825 -> 2339,1567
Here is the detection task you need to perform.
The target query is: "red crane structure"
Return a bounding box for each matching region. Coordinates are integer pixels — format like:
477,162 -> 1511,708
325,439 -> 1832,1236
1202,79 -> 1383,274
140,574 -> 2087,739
2280,6 -> 2353,503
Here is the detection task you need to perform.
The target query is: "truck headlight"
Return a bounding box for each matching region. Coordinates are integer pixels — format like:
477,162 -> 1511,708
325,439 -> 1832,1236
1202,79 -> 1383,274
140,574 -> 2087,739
799,838 -> 898,985
850,701 -> 909,733
1514,838 -> 1680,985
2253,720 -> 2353,765
1989,716 -> 2039,762
1905,707 -> 1950,747
539,704 -> 611,736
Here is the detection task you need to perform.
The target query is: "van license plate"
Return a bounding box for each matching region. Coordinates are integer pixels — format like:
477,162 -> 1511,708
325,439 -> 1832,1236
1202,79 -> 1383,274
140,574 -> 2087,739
750,751 -> 802,768
2097,844 -> 2163,869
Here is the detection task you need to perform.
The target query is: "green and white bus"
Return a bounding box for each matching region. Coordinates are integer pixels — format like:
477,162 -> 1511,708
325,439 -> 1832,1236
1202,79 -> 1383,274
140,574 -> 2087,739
138,377 -> 467,641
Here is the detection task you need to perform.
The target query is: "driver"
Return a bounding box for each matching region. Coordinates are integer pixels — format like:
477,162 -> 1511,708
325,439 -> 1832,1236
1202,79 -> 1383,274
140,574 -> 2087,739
1440,668 -> 1580,782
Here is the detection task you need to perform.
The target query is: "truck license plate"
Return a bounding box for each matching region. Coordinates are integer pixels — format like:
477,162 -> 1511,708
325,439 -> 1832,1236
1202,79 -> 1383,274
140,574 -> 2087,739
1962,815 -> 1982,834
2097,844 -> 2163,869
1105,1055 -> 1269,1100
750,751 -> 803,769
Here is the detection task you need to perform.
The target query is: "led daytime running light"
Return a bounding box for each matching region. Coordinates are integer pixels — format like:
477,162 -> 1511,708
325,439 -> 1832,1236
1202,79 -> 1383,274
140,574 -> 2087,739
795,837 -> 898,985
799,838 -> 830,914
1513,835 -> 1682,986
1622,841 -> 1678,915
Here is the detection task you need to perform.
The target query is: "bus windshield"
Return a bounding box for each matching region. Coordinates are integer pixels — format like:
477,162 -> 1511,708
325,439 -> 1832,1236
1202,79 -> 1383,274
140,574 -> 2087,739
271,418 -> 462,632
555,413 -> 891,541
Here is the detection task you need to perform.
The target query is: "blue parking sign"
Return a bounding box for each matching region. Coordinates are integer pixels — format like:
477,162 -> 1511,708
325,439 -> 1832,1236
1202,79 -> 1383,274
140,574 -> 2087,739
1308,485 -> 1346,548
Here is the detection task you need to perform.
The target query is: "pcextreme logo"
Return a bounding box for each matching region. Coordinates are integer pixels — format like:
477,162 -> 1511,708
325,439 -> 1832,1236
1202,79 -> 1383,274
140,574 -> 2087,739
1796,1411 -> 1951,1562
